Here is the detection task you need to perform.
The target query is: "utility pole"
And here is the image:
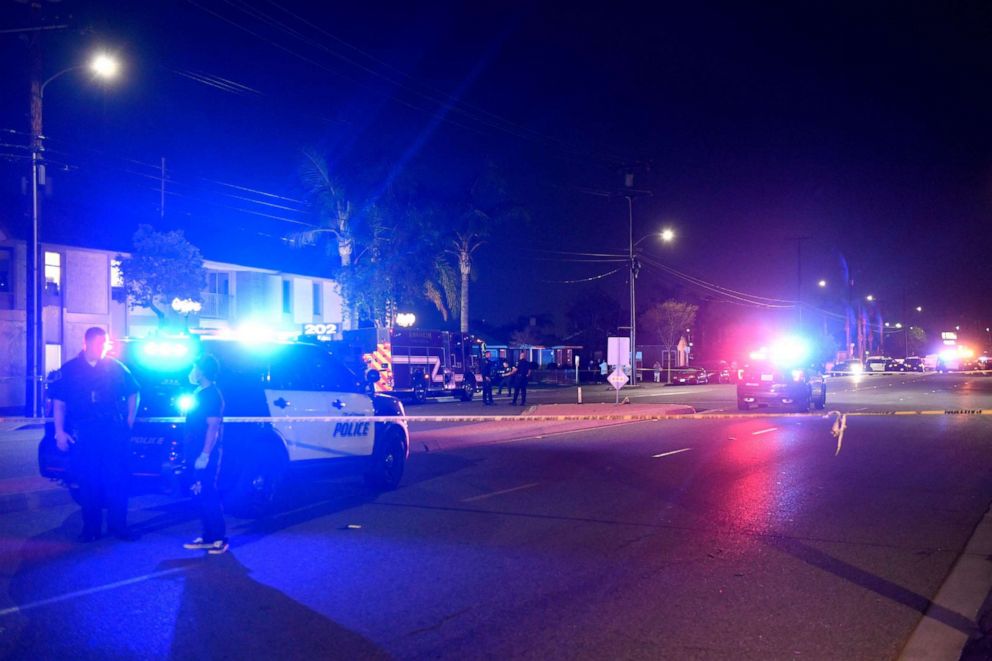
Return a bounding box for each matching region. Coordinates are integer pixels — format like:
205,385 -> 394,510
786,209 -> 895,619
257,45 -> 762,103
786,236 -> 809,332
622,171 -> 651,385
26,10 -> 44,417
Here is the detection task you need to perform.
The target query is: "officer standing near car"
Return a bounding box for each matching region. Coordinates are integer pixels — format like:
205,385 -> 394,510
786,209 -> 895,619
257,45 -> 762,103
480,350 -> 495,405
182,354 -> 228,555
51,327 -> 140,542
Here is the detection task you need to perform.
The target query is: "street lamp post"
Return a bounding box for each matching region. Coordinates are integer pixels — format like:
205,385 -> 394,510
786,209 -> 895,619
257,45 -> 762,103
627,227 -> 674,385
25,53 -> 119,416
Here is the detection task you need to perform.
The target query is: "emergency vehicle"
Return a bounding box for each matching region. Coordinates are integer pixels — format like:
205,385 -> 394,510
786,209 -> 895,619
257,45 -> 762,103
332,328 -> 485,403
38,333 -> 410,515
737,336 -> 827,412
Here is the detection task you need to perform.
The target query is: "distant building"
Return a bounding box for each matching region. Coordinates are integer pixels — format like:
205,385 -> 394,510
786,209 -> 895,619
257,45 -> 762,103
0,237 -> 343,413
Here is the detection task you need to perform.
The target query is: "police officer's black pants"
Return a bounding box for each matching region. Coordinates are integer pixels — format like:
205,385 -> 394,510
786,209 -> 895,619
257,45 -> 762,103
194,450 -> 226,543
73,427 -> 129,536
512,379 -> 528,406
482,379 -> 493,404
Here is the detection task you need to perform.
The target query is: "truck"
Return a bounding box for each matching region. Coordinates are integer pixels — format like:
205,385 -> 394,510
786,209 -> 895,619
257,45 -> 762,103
331,328 -> 485,403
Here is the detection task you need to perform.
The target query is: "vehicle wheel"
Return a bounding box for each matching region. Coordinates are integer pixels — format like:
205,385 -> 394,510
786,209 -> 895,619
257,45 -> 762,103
412,382 -> 428,404
364,430 -> 406,490
459,374 -> 476,402
737,397 -> 749,411
814,386 -> 826,410
226,442 -> 287,517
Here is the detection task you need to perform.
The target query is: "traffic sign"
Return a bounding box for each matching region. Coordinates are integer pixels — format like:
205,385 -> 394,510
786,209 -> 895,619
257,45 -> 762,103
607,368 -> 629,390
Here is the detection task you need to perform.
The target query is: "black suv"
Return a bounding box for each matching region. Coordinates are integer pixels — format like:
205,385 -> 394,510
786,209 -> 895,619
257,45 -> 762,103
737,361 -> 826,412
38,335 -> 410,514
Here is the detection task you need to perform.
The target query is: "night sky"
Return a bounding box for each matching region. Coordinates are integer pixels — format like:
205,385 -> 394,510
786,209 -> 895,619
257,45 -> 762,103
2,1 -> 991,349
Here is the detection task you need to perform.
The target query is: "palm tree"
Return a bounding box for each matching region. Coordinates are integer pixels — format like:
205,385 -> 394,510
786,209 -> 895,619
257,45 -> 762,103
290,150 -> 358,328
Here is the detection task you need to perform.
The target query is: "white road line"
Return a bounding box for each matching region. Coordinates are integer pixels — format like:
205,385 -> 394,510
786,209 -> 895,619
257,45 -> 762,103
752,427 -> 778,436
0,567 -> 186,618
462,482 -> 541,502
652,448 -> 693,458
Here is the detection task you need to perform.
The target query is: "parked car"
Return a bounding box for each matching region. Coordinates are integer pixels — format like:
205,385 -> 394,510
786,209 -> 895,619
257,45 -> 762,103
670,367 -> 709,385
38,334 -> 410,516
864,356 -> 889,373
902,357 -> 925,372
829,359 -> 863,376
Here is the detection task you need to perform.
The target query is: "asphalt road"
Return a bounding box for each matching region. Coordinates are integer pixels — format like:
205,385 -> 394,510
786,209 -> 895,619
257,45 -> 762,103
2,373 -> 992,659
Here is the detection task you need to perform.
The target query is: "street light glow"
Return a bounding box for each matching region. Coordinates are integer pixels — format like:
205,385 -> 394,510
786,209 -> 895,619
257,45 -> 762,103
866,294 -> 875,302
915,306 -> 923,312
817,279 -> 827,288
660,228 -> 675,242
90,53 -> 120,79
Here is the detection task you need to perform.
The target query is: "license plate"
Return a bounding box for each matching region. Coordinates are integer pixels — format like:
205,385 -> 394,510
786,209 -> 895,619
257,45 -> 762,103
761,374 -> 773,381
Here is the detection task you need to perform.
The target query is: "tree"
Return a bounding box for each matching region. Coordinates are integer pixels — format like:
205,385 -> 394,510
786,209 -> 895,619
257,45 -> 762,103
907,326 -> 927,356
292,150 -> 360,328
447,162 -> 528,333
642,299 -> 698,381
116,225 -> 206,329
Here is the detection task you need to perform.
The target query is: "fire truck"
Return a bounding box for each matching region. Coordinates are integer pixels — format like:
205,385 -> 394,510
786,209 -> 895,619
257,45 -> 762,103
332,328 -> 485,403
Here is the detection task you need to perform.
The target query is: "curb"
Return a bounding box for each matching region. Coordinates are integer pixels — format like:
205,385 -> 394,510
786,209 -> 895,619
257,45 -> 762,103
899,502 -> 992,660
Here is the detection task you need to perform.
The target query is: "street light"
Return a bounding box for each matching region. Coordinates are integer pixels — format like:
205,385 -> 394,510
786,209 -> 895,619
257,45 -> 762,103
628,215 -> 673,385
866,294 -> 875,302
660,227 -> 675,243
817,279 -> 827,288
26,51 -> 121,416
915,306 -> 923,312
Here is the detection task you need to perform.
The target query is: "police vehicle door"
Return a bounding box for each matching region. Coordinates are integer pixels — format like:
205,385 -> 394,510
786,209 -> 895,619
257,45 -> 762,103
264,345 -> 375,461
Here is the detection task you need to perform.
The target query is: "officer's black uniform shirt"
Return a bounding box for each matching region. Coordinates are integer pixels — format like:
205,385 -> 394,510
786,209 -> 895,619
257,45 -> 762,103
515,359 -> 532,381
185,384 -> 225,457
49,353 -> 140,429
480,358 -> 493,378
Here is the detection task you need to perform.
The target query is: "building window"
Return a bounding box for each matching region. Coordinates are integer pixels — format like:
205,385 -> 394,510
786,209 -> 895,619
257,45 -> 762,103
0,248 -> 11,293
201,272 -> 230,319
110,259 -> 124,288
312,282 -> 322,316
282,280 -> 292,314
44,251 -> 61,296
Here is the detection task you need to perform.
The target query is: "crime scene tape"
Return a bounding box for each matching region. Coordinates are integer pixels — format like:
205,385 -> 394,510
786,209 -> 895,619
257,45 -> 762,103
4,409 -> 992,426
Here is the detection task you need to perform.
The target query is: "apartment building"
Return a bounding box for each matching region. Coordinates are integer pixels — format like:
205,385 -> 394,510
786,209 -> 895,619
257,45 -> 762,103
0,238 -> 343,412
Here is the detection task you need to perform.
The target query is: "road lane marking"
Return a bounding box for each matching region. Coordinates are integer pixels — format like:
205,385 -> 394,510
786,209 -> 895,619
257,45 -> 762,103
652,448 -> 692,458
462,482 -> 541,502
0,567 -> 186,618
752,427 -> 778,436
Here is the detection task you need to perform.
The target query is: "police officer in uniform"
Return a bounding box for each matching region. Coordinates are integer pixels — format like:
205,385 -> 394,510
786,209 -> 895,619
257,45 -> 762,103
480,350 -> 495,405
51,327 -> 140,542
508,351 -> 532,406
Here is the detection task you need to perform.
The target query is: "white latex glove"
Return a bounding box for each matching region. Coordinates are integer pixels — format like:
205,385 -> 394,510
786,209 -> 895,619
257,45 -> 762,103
194,453 -> 209,470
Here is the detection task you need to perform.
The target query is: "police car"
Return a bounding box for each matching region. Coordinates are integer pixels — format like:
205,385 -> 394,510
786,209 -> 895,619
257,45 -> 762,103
38,333 -> 410,514
736,337 -> 827,412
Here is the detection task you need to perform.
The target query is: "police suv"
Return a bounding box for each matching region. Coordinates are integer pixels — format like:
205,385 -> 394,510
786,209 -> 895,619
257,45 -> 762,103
39,334 -> 410,514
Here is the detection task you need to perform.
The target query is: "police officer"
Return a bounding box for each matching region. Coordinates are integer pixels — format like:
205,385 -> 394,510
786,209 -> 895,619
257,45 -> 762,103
508,351 -> 532,406
480,350 -> 495,405
182,354 -> 228,555
51,327 -> 140,542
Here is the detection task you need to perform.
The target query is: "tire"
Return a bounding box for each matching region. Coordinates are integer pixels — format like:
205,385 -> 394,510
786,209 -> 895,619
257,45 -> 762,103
737,397 -> 749,411
412,382 -> 428,404
814,386 -> 827,410
459,374 -> 476,402
364,430 -> 407,490
226,441 -> 287,517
